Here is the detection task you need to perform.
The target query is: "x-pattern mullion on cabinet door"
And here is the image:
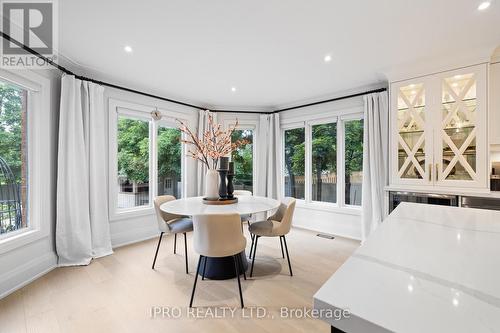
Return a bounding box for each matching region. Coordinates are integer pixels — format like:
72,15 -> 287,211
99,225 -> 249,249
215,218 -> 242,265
397,134 -> 425,178
441,127 -> 477,181
440,75 -> 477,181
399,88 -> 425,130
442,78 -> 475,128
397,86 -> 426,179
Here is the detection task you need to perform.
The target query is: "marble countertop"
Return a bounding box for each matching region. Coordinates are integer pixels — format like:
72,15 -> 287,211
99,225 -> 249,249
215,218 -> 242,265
313,202 -> 500,333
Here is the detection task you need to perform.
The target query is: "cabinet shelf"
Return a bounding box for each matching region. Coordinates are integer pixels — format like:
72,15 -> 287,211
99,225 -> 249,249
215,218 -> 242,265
397,105 -> 425,112
397,98 -> 477,112
399,129 -> 424,134
397,148 -> 476,156
444,125 -> 474,130
441,97 -> 477,105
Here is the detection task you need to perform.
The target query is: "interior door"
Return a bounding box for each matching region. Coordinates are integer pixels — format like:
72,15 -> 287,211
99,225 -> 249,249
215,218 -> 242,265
390,78 -> 433,186
434,64 -> 488,188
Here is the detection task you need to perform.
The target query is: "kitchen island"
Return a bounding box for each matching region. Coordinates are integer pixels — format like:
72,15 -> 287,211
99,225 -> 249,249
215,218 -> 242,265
313,202 -> 500,333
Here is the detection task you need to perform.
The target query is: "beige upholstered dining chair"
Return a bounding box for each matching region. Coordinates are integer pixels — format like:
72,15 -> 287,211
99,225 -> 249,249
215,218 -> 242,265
233,190 -> 253,228
152,195 -> 193,274
190,213 -> 247,308
248,197 -> 296,277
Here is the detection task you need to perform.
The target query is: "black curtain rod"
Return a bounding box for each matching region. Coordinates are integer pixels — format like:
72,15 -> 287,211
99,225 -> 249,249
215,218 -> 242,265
0,31 -> 386,115
210,109 -> 272,114
273,87 -> 387,113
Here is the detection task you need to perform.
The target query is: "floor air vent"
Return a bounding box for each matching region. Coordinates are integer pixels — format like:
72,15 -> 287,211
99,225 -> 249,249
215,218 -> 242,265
317,234 -> 335,240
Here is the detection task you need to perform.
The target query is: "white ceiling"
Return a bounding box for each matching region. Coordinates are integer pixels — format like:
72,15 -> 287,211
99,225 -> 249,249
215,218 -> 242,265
59,0 -> 500,110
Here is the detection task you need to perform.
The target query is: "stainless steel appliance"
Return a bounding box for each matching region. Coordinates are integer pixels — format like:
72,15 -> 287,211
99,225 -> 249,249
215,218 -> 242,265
461,196 -> 500,211
389,191 -> 459,213
492,163 -> 500,191
491,175 -> 500,191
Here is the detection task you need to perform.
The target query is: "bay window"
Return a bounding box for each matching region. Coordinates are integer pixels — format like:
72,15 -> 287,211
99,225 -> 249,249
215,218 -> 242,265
344,119 -> 363,206
282,114 -> 363,209
0,79 -> 28,237
231,129 -> 254,193
157,126 -> 182,198
117,116 -> 150,209
109,100 -> 186,218
284,127 -> 305,200
0,69 -> 51,252
311,122 -> 337,203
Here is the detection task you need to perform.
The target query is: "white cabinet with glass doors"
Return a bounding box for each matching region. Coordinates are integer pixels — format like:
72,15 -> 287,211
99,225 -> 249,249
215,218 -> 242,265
390,64 -> 488,190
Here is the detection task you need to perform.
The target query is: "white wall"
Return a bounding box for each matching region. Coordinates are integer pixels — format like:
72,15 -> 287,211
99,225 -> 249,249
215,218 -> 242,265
0,69 -> 61,298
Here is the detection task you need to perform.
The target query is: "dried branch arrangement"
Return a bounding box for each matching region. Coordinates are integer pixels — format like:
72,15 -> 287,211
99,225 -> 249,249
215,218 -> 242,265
177,113 -> 248,169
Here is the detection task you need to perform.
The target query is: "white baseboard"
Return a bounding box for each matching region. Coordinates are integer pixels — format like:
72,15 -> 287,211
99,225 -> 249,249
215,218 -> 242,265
0,222 -> 159,301
0,251 -> 57,299
111,224 -> 158,249
112,233 -> 158,249
292,225 -> 362,242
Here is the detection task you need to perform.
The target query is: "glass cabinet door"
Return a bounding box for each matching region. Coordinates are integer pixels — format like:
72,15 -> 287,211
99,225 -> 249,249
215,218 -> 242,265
438,73 -> 478,182
395,82 -> 428,181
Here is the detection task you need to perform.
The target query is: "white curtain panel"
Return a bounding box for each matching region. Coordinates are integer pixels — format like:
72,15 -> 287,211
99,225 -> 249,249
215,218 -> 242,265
256,113 -> 282,199
361,91 -> 389,241
56,74 -> 113,266
196,110 -> 217,196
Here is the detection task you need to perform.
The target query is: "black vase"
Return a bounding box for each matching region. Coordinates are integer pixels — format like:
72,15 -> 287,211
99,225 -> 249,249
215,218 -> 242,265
227,173 -> 234,199
218,170 -> 228,199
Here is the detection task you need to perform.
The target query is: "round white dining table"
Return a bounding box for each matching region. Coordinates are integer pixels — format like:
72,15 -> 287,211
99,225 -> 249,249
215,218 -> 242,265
160,196 -> 281,280
159,195 -> 280,216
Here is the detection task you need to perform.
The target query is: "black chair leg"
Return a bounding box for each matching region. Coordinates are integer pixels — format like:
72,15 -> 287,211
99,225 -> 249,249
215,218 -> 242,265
151,232 -> 164,269
249,233 -> 255,259
237,254 -> 247,280
173,233 -> 177,254
280,236 -> 285,258
250,236 -> 259,277
282,235 -> 293,276
184,233 -> 188,274
189,255 -> 202,308
202,256 -> 207,280
233,255 -> 244,308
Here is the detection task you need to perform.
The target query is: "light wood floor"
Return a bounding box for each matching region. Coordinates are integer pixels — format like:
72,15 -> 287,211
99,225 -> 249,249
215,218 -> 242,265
0,227 -> 359,333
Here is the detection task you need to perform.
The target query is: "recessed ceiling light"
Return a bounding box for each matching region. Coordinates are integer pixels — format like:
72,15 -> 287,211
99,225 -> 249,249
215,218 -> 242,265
452,82 -> 459,87
124,45 -> 133,53
324,54 -> 332,63
478,1 -> 491,10
231,87 -> 236,92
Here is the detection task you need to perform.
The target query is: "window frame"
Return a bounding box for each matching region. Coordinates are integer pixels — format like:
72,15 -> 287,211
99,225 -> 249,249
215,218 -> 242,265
281,113 -> 364,215
222,118 -> 258,195
309,116 -> 339,205
0,69 -> 51,253
155,118 -> 186,199
341,114 -> 364,208
108,99 -> 187,221
281,122 -> 306,203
